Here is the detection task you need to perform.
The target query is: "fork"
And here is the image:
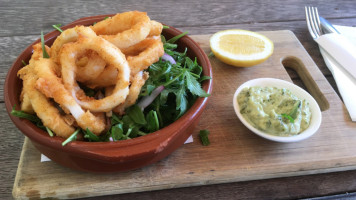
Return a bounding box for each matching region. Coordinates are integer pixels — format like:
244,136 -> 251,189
304,6 -> 356,119
305,6 -> 323,39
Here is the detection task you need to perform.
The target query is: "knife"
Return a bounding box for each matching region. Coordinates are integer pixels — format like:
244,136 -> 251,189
317,17 -> 356,121
319,16 -> 340,34
315,17 -> 356,80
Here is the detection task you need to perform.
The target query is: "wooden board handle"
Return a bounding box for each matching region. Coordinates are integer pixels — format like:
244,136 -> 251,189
282,56 -> 330,111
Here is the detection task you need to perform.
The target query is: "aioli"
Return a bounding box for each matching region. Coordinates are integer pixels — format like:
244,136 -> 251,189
237,86 -> 311,136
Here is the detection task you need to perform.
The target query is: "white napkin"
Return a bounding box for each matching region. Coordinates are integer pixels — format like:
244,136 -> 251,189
318,25 -> 356,121
316,31 -> 356,80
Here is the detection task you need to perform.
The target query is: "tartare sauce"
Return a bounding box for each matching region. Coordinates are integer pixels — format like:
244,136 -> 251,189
237,86 -> 311,136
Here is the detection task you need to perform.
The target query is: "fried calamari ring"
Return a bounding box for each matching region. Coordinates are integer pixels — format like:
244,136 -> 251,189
82,37 -> 163,88
111,71 -> 149,114
18,46 -> 76,138
148,20 -> 163,37
19,43 -> 51,114
51,27 -> 82,64
125,37 -> 164,75
21,71 -> 76,138
91,11 -> 152,49
20,90 -> 34,114
51,26 -> 106,79
60,27 -> 130,112
34,58 -> 106,135
84,64 -> 118,88
76,50 -> 106,83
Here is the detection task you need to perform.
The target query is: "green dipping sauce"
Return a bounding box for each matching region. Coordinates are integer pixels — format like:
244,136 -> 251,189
237,86 -> 311,136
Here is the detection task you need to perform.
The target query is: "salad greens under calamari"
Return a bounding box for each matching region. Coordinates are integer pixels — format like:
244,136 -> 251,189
12,30 -> 211,146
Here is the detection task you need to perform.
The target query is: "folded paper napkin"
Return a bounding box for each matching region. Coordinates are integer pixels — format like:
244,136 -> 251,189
318,25 -> 356,121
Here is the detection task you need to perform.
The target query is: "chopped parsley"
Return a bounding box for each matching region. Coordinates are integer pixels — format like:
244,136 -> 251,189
52,24 -> 63,32
199,130 -> 210,146
40,31 -> 50,58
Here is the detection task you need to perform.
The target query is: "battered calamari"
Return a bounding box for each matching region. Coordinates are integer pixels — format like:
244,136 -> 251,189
18,11 -> 164,138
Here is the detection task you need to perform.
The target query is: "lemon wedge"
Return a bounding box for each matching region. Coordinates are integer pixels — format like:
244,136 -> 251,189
209,29 -> 274,67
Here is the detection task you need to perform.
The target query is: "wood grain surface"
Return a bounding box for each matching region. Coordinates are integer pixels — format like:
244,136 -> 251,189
12,31 -> 356,200
2,1 -> 356,199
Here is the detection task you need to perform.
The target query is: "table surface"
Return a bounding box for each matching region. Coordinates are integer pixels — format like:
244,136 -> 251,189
1,1 -> 356,199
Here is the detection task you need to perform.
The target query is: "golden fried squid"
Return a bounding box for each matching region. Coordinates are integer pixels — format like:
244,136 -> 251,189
35,58 -> 106,135
91,11 -> 152,49
60,27 -> 131,112
18,11 -> 164,138
18,44 -> 76,138
107,71 -> 149,115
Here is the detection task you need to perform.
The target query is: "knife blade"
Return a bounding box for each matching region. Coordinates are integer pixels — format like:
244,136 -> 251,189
315,19 -> 356,80
319,16 -> 340,34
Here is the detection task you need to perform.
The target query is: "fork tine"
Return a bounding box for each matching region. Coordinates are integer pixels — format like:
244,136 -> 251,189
305,6 -> 317,39
308,7 -> 319,37
311,7 -> 322,36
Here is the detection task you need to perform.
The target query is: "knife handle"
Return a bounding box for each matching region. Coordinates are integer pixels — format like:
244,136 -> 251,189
319,17 -> 340,34
315,33 -> 356,80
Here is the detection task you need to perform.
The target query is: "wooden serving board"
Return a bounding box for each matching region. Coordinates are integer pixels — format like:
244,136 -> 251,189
13,30 -> 356,199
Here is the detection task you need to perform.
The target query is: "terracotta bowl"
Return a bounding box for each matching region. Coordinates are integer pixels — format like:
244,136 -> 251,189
4,15 -> 213,173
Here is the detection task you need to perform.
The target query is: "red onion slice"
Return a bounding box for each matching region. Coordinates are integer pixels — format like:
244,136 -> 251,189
137,85 -> 165,110
161,53 -> 176,64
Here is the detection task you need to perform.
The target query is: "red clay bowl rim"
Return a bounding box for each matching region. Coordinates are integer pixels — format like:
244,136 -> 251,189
4,14 -> 213,162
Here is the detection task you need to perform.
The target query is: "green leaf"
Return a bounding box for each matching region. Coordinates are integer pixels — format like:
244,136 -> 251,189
185,57 -> 195,70
163,70 -> 184,87
62,129 -> 80,146
163,25 -> 170,29
84,128 -> 100,142
199,130 -> 210,146
147,85 -> 156,95
122,115 -> 135,130
98,131 -> 111,142
125,126 -> 133,137
289,100 -> 301,120
281,100 -> 301,123
281,113 -> 294,123
36,121 -> 45,130
189,57 -> 202,76
127,126 -> 142,138
111,113 -> 122,125
127,105 -> 147,125
160,35 -> 166,43
167,31 -> 188,44
146,110 -> 159,132
208,52 -> 214,57
111,124 -> 124,141
21,60 -> 27,66
199,76 -> 212,82
175,86 -> 187,117
164,43 -> 177,50
52,24 -> 63,33
137,131 -> 147,136
185,71 -> 210,97
45,127 -> 54,137
40,31 -> 50,58
159,89 -> 170,105
153,98 -> 164,127
11,105 -> 41,123
140,83 -> 155,97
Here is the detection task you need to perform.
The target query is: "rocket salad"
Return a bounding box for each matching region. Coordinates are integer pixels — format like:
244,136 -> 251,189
12,30 -> 211,145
